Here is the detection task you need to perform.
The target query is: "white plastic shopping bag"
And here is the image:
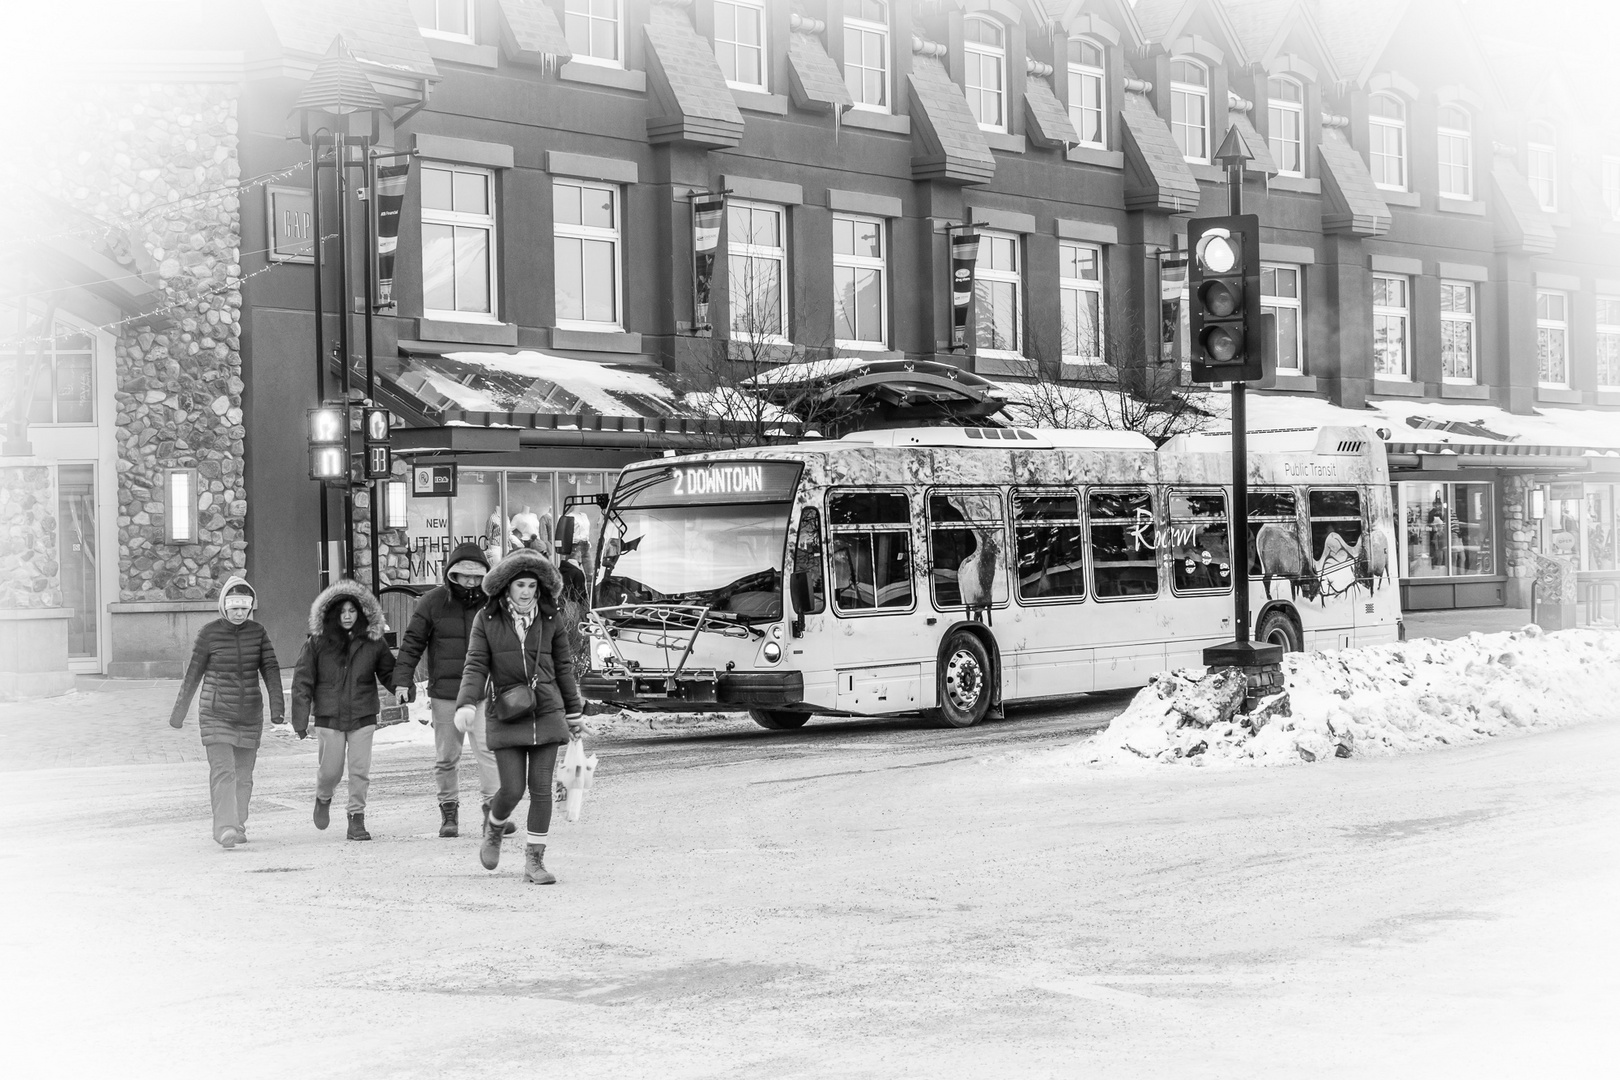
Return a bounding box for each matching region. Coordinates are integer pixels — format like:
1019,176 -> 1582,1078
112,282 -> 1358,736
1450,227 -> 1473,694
556,736 -> 598,823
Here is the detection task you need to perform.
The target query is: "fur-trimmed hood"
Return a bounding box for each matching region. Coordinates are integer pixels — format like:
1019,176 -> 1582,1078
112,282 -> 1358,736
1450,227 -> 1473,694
306,580 -> 387,640
481,548 -> 564,610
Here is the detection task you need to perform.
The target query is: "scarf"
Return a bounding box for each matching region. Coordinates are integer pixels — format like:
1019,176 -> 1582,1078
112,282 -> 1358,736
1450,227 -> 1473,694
509,595 -> 537,645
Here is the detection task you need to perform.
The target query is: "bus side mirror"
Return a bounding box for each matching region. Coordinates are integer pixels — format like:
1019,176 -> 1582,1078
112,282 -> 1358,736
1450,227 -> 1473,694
554,514 -> 575,555
789,571 -> 811,637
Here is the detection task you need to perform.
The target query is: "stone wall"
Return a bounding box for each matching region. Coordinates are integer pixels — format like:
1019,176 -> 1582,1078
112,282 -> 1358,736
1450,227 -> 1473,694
0,465 -> 61,610
1502,473 -> 1536,607
19,81 -> 246,602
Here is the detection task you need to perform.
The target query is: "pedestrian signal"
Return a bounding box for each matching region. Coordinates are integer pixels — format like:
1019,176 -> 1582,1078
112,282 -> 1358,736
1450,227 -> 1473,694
307,404 -> 349,483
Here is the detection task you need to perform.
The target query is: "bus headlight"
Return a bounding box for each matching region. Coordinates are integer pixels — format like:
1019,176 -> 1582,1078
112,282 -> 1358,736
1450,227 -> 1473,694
770,624 -> 784,640
762,641 -> 782,663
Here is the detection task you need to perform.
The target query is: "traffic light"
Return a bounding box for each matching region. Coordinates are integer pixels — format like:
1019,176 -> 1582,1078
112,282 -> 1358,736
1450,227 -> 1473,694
361,406 -> 392,480
1188,214 -> 1262,383
307,404 -> 348,483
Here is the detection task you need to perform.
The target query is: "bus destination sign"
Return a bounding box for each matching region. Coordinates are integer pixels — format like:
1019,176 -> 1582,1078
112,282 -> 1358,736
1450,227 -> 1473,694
616,461 -> 802,507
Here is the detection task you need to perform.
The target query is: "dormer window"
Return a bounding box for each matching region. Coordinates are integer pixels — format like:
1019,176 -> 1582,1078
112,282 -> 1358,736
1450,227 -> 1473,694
565,0 -> 623,67
410,0 -> 476,43
715,0 -> 768,92
1267,76 -> 1304,176
1067,38 -> 1106,149
1437,105 -> 1473,199
1528,122 -> 1557,212
963,15 -> 1007,132
844,0 -> 890,112
1368,92 -> 1407,190
1169,59 -> 1209,163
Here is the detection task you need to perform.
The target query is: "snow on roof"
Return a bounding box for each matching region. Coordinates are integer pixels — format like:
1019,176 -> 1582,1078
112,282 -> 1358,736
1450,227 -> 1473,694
1232,394 -> 1620,451
439,350 -> 680,416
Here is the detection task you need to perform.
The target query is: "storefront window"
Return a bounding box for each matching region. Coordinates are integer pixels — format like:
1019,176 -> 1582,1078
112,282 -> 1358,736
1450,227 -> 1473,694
504,471 -> 556,553
1589,486 -> 1617,571
1537,482 -> 1583,566
1398,482 -> 1494,578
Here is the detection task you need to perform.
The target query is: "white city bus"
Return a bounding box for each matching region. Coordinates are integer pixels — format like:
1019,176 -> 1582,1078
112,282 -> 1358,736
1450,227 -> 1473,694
579,425 -> 1399,729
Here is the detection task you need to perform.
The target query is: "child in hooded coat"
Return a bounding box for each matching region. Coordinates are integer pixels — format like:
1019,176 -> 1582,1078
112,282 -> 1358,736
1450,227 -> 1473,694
170,577 -> 284,850
291,581 -> 397,841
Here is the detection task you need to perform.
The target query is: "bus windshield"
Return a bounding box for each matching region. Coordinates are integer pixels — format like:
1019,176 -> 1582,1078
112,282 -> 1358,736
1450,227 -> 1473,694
599,503 -> 791,620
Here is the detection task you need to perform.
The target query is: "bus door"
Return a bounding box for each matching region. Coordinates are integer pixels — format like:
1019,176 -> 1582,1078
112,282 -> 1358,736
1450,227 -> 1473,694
1307,487 -> 1364,646
824,489 -> 924,713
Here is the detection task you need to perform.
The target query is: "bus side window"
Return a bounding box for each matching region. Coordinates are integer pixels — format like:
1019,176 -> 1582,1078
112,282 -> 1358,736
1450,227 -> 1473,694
1246,489 -> 1299,576
927,490 -> 1007,608
828,491 -> 914,613
1308,488 -> 1364,563
1013,491 -> 1085,601
1168,490 -> 1232,594
1089,488 -> 1159,599
793,508 -> 826,614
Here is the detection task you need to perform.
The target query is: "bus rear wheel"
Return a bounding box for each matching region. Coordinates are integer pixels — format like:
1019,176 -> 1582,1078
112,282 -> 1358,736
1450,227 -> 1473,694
1257,610 -> 1302,653
749,708 -> 810,730
933,632 -> 993,728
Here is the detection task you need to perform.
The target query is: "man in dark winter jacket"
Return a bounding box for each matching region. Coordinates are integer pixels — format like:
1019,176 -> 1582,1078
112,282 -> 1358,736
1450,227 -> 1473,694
170,577 -> 284,850
393,541 -> 502,838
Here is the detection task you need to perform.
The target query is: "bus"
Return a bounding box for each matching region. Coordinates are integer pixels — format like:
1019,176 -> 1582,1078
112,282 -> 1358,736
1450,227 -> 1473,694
579,425 -> 1399,729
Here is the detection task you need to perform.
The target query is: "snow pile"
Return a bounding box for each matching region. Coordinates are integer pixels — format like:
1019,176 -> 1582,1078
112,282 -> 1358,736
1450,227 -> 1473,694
1061,626 -> 1620,768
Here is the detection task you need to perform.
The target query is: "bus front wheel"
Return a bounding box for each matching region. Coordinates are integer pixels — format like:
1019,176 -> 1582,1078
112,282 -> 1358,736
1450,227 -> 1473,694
933,632 -> 993,728
749,708 -> 810,730
1257,610 -> 1302,653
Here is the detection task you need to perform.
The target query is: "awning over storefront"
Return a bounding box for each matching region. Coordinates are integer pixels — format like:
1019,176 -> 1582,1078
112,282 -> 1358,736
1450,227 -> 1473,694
368,348 -> 804,451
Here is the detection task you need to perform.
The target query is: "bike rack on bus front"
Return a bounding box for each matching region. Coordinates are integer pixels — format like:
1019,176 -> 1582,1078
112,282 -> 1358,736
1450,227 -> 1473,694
586,603 -> 759,699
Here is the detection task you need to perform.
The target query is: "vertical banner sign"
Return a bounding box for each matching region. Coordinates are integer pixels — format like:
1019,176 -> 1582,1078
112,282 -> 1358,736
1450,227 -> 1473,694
1160,253 -> 1189,364
691,194 -> 725,332
949,231 -> 981,349
374,161 -> 411,310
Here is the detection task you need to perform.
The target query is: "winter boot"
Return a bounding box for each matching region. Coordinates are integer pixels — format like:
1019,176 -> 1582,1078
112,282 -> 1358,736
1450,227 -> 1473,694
439,801 -> 459,838
347,812 -> 371,841
482,800 -> 517,836
313,797 -> 331,831
218,827 -> 242,850
480,816 -> 505,870
524,843 -> 556,885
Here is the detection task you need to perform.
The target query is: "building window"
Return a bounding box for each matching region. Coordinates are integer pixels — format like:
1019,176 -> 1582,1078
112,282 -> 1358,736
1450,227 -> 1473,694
1437,104 -> 1472,199
1067,38 -> 1106,149
1368,92 -> 1407,190
553,180 -> 620,329
1440,280 -> 1476,383
0,310 -> 94,425
421,164 -> 496,320
843,0 -> 889,112
974,230 -> 1021,355
410,0 -> 476,42
832,214 -> 887,348
1372,273 -> 1410,378
714,0 -> 767,92
1261,264 -> 1302,374
164,468 -> 199,545
1537,289 -> 1568,386
1398,482 -> 1495,578
564,0 -> 622,67
1598,297 -> 1620,387
1603,156 -> 1620,221
727,200 -> 787,340
1170,58 -> 1209,163
963,16 -> 1006,132
1528,122 -> 1557,212
1267,76 -> 1304,177
1059,241 -> 1104,362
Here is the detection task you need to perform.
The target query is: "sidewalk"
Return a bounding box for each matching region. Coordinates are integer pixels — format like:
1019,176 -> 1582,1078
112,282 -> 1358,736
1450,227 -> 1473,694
1402,606 -> 1537,641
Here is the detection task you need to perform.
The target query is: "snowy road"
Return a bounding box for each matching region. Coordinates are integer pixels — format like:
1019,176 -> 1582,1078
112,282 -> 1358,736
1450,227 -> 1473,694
2,694 -> 1616,1078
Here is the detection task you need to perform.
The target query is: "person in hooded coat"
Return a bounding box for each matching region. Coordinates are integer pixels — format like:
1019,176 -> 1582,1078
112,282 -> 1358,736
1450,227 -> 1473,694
392,541 -> 504,839
291,581 -> 397,841
170,577 -> 284,850
455,548 -> 584,884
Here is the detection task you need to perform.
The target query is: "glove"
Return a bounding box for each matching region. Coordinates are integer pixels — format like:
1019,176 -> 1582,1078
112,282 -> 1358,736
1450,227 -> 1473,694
565,711 -> 585,735
395,684 -> 416,704
168,715 -> 184,730
270,715 -> 286,726
454,705 -> 474,733
294,726 -> 309,740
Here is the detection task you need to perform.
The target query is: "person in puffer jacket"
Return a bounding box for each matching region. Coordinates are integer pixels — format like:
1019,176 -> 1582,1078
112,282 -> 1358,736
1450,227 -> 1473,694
455,548 -> 584,885
291,581 -> 397,841
392,541 -> 503,839
169,577 -> 285,851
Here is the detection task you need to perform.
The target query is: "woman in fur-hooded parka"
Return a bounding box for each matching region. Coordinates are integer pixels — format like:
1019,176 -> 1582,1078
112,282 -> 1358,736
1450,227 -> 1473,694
291,581 -> 397,735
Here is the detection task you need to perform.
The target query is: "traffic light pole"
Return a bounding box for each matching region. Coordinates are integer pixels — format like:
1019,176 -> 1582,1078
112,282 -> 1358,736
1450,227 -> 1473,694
335,131 -> 356,582
1226,158 -> 1252,650
311,133 -> 331,588
363,149 -> 379,595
